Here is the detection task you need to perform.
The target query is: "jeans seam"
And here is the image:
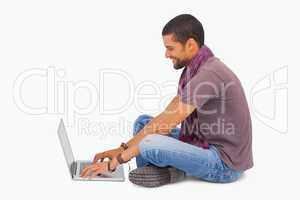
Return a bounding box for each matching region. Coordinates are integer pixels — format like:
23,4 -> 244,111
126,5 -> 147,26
139,143 -> 218,174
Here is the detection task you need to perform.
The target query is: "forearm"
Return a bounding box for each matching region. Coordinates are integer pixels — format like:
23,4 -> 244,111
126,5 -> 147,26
114,113 -> 178,164
110,96 -> 195,170
126,112 -> 178,148
124,96 -> 185,149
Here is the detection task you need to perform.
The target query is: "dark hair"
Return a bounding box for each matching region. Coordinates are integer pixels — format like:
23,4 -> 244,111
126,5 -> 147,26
162,14 -> 204,47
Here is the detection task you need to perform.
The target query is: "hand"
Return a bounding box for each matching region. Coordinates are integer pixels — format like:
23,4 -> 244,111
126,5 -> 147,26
80,158 -> 119,178
92,147 -> 123,164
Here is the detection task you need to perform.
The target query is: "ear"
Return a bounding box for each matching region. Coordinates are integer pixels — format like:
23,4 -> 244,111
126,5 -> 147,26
185,38 -> 198,51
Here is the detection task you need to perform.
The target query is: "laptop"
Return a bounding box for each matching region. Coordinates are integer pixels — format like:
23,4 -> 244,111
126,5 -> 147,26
57,119 -> 125,181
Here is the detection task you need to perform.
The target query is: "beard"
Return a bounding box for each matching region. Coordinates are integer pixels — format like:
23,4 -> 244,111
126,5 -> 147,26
172,57 -> 190,70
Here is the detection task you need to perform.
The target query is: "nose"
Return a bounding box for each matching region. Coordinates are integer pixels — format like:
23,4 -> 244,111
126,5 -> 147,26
165,50 -> 170,58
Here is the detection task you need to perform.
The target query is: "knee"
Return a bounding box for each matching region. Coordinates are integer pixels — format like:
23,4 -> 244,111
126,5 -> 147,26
133,114 -> 153,136
138,134 -> 168,166
135,114 -> 153,124
139,134 -> 162,148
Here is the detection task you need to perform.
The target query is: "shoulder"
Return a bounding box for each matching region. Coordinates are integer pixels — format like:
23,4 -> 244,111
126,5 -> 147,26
200,56 -> 238,83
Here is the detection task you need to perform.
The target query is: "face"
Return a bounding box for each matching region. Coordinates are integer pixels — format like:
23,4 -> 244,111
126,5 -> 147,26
163,34 -> 196,70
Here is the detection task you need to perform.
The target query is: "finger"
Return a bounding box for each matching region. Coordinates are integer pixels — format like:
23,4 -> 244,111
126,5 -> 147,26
80,166 -> 91,177
91,166 -> 106,177
87,165 -> 103,177
92,154 -> 102,164
82,167 -> 97,178
93,152 -> 111,164
80,165 -> 96,177
91,169 -> 102,178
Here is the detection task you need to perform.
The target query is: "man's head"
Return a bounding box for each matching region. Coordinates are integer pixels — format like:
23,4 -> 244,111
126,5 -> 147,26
162,14 -> 205,69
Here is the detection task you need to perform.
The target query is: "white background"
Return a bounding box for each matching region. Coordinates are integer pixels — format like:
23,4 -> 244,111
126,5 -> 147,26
0,0 -> 299,199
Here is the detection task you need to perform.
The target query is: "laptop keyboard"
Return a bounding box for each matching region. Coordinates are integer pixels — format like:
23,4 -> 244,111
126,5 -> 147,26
78,161 -> 115,177
79,162 -> 92,173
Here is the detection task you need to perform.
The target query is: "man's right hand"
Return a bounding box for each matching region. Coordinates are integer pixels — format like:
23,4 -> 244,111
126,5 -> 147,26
92,147 -> 123,164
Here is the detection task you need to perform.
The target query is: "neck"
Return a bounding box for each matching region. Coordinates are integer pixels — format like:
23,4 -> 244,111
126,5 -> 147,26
186,46 -> 201,66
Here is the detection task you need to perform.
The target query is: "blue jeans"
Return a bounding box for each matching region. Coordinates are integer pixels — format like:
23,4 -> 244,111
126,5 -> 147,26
133,114 -> 243,183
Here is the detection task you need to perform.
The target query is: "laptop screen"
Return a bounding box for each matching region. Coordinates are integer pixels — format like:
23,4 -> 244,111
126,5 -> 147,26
57,119 -> 75,175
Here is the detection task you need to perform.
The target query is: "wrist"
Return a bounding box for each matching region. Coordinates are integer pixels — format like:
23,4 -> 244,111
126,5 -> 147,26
111,157 -> 120,169
117,147 -> 124,153
117,142 -> 128,153
120,142 -> 129,151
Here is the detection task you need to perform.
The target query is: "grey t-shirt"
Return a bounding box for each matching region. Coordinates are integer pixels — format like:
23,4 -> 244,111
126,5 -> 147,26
178,56 -> 253,171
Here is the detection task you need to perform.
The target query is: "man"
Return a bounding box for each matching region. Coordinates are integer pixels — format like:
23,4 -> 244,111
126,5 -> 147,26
80,14 -> 253,187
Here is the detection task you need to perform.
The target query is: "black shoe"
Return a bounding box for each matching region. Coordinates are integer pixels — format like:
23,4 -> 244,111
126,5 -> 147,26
128,164 -> 185,187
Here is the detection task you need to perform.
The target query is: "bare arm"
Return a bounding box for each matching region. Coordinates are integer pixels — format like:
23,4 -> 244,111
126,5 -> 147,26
115,95 -> 196,165
81,95 -> 196,177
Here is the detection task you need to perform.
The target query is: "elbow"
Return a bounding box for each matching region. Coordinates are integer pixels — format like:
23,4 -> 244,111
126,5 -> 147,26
152,114 -> 180,135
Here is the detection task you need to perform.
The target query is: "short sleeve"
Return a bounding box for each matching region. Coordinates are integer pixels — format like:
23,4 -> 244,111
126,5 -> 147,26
178,69 -> 221,109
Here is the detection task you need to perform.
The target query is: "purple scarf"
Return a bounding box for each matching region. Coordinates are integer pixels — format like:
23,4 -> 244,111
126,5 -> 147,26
177,44 -> 214,149
177,44 -> 214,94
